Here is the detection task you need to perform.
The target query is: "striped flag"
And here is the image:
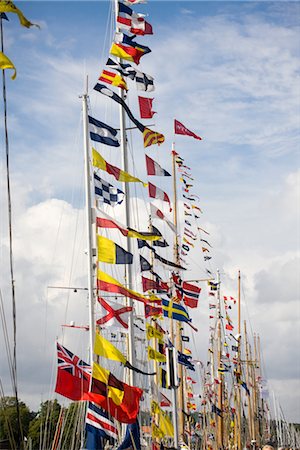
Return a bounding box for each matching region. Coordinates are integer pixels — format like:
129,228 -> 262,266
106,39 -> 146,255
143,127 -> 165,147
117,2 -> 153,35
145,155 -> 170,176
135,70 -> 155,91
110,32 -> 151,65
88,116 -> 120,147
98,69 -> 128,90
105,58 -> 136,79
85,402 -> 118,448
94,173 -> 124,206
148,182 -> 172,211
150,203 -> 176,234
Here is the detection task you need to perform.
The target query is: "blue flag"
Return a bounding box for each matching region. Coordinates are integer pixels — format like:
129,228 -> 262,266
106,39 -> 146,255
88,115 -> 120,147
162,298 -> 191,323
94,173 -> 124,207
117,420 -> 141,450
85,402 -> 118,450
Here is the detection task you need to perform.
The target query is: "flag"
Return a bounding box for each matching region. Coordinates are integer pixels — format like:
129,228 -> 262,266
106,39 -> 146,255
144,303 -> 163,318
159,392 -> 171,407
55,343 -> 90,401
145,155 -> 170,177
143,127 -> 165,148
182,281 -> 201,308
209,303 -> 216,309
142,275 -> 169,293
139,254 -> 152,272
94,173 -> 124,206
178,351 -> 195,371
162,298 -> 191,323
138,96 -> 155,119
96,208 -> 161,241
105,57 -> 136,79
174,119 -> 202,140
148,183 -> 171,211
0,0 -> 39,28
182,335 -> 190,342
93,83 -> 145,132
117,420 -> 141,450
117,2 -> 152,36
97,269 -> 154,304
186,376 -> 196,384
152,226 -> 169,248
146,323 -> 164,341
148,346 -> 166,363
85,402 -> 118,450
151,401 -> 174,437
98,69 -> 128,90
123,0 -> 146,4
212,404 -> 222,417
150,203 -> 176,234
208,281 -> 218,291
96,297 -> 132,329
241,381 -> 250,396
86,362 -> 143,424
97,235 -> 133,265
92,148 -> 146,186
110,32 -> 151,65
154,252 -> 186,271
226,323 -> 234,331
135,69 -> 155,91
94,333 -> 155,376
0,51 -> 16,79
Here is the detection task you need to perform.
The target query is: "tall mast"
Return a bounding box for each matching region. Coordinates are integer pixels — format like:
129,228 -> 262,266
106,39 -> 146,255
216,269 -> 224,449
82,87 -> 96,365
244,320 -> 255,444
235,270 -> 242,449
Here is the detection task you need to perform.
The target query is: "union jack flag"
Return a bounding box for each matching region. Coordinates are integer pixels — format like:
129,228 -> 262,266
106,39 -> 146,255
57,342 -> 90,380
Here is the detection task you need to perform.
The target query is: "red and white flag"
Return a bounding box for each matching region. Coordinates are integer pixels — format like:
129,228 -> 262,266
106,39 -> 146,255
145,154 -> 170,177
182,281 -> 201,309
148,182 -> 172,211
96,297 -> 133,329
150,203 -> 176,234
174,119 -> 202,140
159,391 -> 172,407
138,96 -> 155,119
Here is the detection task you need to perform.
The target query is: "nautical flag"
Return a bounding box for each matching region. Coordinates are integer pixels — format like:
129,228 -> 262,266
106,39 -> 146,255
182,335 -> 190,342
88,116 -> 120,147
226,323 -> 234,331
208,281 -> 218,291
0,0 -> 39,28
137,239 -> 154,251
142,276 -> 168,293
154,252 -> 186,271
92,148 -> 146,186
0,52 -> 16,79
174,119 -> 202,140
96,297 -> 132,329
146,323 -> 164,341
148,346 -> 166,363
148,182 -> 171,211
240,381 -> 250,396
97,235 -> 133,264
55,343 -> 90,401
150,203 -> 176,234
178,351 -> 195,371
144,303 -> 163,318
212,404 -> 222,417
110,32 -> 151,65
105,57 -> 136,79
123,0 -> 146,4
86,362 -> 143,424
138,96 -> 155,119
135,70 -> 155,91
96,209 -> 161,241
162,298 -> 191,323
232,345 -> 238,352
152,227 -> 169,248
117,420 -> 141,450
94,333 -> 155,376
94,173 -> 124,206
139,254 -> 152,272
182,281 -> 201,309
93,84 -> 145,132
97,269 -> 156,304
186,376 -> 196,384
143,127 -> 165,148
159,392 -> 171,407
209,304 -> 216,309
145,155 -> 170,177
117,2 -> 152,36
98,69 -> 127,90
85,402 -> 118,449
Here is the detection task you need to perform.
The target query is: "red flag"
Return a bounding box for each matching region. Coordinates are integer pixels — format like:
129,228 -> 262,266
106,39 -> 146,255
148,182 -> 172,211
159,391 -> 172,407
144,303 -> 163,318
55,343 -> 90,401
226,323 -> 234,331
174,119 -> 202,140
96,297 -> 133,329
141,275 -> 169,293
145,154 -> 170,176
138,96 -> 155,119
182,281 -> 201,309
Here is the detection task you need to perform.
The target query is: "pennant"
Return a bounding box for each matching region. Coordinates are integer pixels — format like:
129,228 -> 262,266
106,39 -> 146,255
96,297 -> 132,329
93,84 -> 145,132
148,182 -> 171,211
145,154 -> 170,177
174,119 -> 202,140
85,402 -> 118,449
94,333 -> 155,376
225,324 -> 234,331
162,298 -> 191,323
135,70 -> 155,91
117,420 -> 141,450
105,57 -> 136,79
110,32 -> 151,65
143,127 -> 165,148
0,0 -> 39,28
86,362 -> 143,424
147,346 -> 166,363
139,254 -> 152,272
186,376 -> 196,384
97,269 -> 154,304
94,173 -> 124,206
97,235 -> 133,265
92,148 -> 146,186
96,209 -> 161,241
240,381 -> 250,396
98,69 -> 128,90
154,252 -> 186,271
138,96 -> 155,119
178,351 -> 195,371
150,203 -> 176,234
159,392 -> 171,407
55,343 -> 90,401
142,276 -> 169,293
0,51 -> 16,79
144,303 -> 163,318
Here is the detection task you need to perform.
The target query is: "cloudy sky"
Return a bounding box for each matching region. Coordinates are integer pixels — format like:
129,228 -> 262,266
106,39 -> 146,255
0,0 -> 299,425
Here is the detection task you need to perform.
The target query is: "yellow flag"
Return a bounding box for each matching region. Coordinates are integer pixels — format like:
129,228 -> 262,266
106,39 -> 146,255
147,346 -> 166,363
0,1 -> 39,28
94,333 -> 126,365
151,400 -> 174,437
0,52 -> 16,80
151,423 -> 164,440
92,362 -> 124,406
146,323 -> 163,341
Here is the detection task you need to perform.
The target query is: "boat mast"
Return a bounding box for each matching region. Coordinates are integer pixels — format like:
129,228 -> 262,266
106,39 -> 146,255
216,269 -> 224,449
235,270 -> 242,450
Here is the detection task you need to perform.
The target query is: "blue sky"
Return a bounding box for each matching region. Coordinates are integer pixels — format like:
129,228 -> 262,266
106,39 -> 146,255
0,1 -> 299,425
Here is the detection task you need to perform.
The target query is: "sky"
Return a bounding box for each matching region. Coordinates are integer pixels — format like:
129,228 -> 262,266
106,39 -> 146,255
0,0 -> 299,426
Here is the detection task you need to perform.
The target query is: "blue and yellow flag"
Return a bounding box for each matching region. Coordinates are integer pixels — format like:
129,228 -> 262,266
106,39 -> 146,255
97,235 -> 133,264
162,298 -> 190,323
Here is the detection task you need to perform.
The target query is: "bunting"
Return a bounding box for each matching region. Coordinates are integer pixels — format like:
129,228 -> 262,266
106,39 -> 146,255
148,182 -> 171,211
138,96 -> 155,119
97,235 -> 133,264
174,119 -> 202,140
150,203 -> 176,234
110,32 -> 151,65
96,297 -> 132,329
145,155 -> 171,177
98,69 -> 128,90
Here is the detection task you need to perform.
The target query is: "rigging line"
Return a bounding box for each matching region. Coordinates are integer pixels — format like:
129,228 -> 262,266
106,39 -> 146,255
0,289 -> 15,392
0,17 -> 24,448
0,379 -> 17,450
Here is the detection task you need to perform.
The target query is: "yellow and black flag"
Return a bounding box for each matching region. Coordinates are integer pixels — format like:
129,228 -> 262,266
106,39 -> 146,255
97,235 -> 133,264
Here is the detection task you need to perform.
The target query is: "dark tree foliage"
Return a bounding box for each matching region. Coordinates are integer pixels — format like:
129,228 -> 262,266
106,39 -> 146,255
28,399 -> 61,449
0,396 -> 34,447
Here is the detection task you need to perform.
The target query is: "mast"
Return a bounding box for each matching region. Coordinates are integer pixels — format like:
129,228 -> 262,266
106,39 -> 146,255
235,270 -> 242,450
216,270 -> 224,449
244,320 -> 255,445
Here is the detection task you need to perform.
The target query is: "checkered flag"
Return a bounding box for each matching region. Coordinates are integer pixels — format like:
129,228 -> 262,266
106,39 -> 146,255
94,173 -> 124,206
